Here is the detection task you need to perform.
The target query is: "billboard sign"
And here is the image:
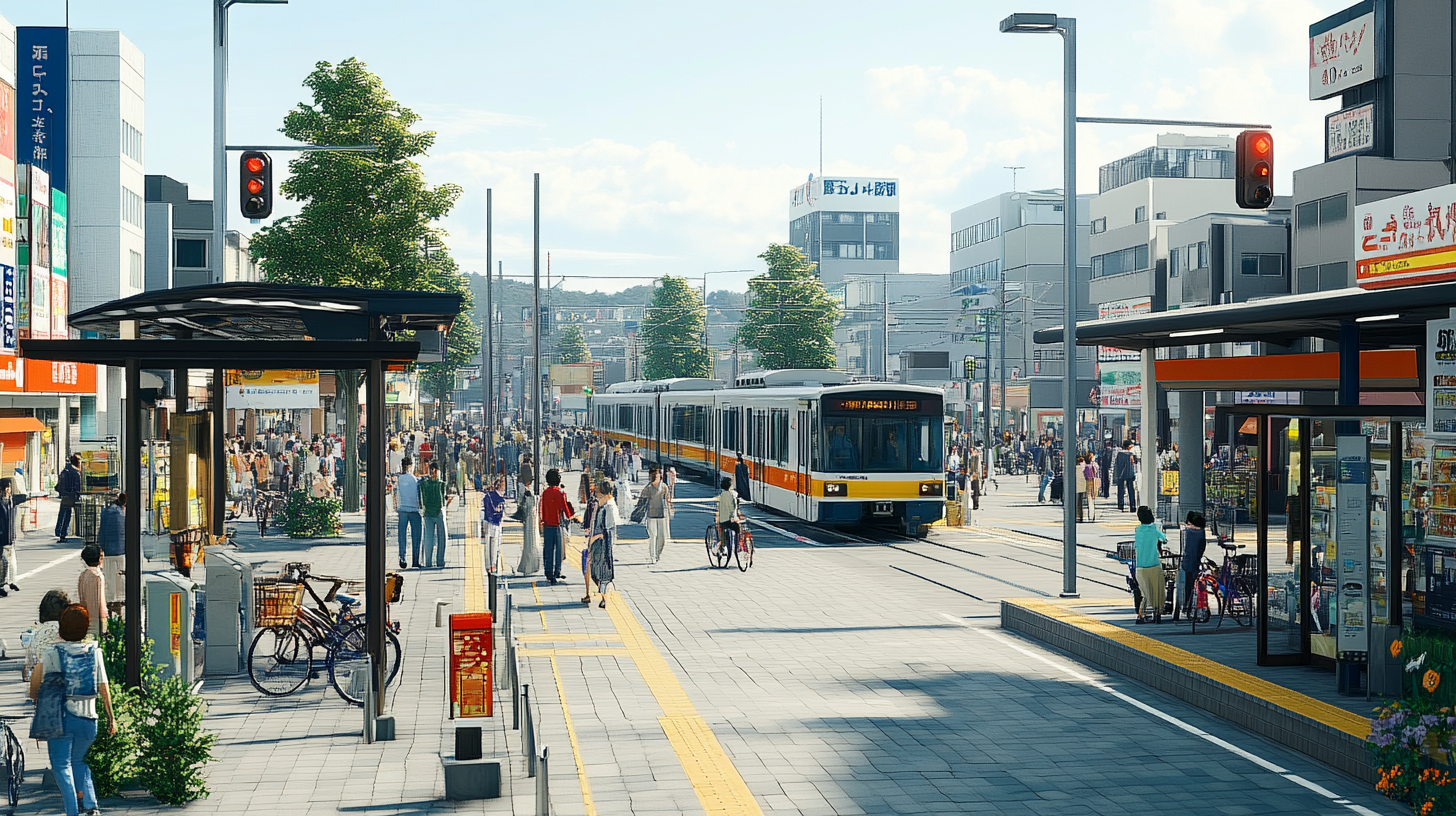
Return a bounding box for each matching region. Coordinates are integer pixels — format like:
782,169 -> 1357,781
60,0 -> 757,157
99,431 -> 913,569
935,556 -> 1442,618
49,188 -> 64,338
223,369 -> 320,410
1355,182 -> 1456,289
17,28 -> 67,193
1309,6 -> 1378,100
1326,102 -> 1375,161
1097,296 -> 1151,363
0,79 -> 14,354
790,175 -> 898,219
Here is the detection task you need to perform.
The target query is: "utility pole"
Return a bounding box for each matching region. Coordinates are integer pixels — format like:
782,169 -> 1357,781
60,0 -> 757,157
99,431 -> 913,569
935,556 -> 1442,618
999,274 -> 1008,439
484,188 -> 493,476
882,273 -> 889,380
983,312 -> 992,450
532,173 -> 542,495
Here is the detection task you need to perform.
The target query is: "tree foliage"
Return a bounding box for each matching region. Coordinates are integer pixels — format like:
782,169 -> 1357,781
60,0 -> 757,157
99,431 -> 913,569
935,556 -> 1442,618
556,324 -> 591,365
736,244 -> 840,370
248,57 -> 479,411
641,276 -> 710,380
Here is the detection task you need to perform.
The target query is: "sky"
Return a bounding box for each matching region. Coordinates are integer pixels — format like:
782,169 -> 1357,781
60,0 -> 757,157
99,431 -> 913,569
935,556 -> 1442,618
6,0 -> 1351,294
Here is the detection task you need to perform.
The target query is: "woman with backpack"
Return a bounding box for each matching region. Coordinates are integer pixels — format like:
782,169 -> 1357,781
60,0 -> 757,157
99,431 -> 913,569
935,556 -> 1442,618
28,604 -> 116,816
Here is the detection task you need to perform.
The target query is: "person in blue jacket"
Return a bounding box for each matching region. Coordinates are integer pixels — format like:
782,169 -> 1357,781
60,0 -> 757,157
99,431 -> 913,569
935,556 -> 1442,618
481,476 -> 507,574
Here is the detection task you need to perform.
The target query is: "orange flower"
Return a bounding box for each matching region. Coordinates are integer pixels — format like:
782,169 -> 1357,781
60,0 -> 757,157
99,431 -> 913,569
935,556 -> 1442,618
1425,669 -> 1442,693
1392,640 -> 1404,658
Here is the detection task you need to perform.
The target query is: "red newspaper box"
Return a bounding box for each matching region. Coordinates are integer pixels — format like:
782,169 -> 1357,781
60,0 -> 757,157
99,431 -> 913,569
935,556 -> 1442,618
449,612 -> 493,718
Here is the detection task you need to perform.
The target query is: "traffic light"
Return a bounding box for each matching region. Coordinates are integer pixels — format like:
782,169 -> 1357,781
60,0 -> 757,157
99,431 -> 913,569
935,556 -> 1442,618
963,355 -> 976,380
1235,130 -> 1273,209
239,151 -> 273,219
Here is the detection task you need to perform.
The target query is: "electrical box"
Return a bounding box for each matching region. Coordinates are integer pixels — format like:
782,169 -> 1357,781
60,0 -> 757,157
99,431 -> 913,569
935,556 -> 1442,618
145,572 -> 197,683
203,548 -> 253,676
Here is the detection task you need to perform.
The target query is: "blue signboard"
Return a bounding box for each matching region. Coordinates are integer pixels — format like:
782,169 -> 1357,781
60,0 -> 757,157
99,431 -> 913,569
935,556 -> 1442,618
17,27 -> 67,194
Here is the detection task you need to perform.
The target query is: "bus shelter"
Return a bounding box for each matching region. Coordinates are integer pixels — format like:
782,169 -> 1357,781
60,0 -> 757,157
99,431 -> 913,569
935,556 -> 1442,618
1035,279 -> 1456,694
20,282 -> 462,712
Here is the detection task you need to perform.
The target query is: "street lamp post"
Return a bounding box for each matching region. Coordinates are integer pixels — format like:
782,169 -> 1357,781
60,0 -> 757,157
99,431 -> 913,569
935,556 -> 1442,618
213,0 -> 288,283
1001,12 -> 1078,598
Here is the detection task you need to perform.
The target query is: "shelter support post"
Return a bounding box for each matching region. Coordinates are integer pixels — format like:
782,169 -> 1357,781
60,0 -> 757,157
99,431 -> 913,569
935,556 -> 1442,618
211,368 -> 225,537
1338,321 -> 1359,407
366,359 -> 386,716
1140,349 -> 1157,514
124,358 -> 143,690
1176,390 -> 1205,522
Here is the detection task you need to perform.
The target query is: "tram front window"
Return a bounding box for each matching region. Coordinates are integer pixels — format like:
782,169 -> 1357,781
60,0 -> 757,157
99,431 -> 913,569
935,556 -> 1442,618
821,414 -> 942,473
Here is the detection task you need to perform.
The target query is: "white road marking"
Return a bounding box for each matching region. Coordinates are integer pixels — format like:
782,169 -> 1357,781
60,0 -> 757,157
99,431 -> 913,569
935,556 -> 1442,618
938,613 -> 1390,816
17,551 -> 77,582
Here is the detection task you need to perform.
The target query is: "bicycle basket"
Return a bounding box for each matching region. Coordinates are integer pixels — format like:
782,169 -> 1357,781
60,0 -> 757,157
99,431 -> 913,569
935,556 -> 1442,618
281,562 -> 312,581
253,578 -> 303,628
1233,553 -> 1258,575
1114,541 -> 1136,563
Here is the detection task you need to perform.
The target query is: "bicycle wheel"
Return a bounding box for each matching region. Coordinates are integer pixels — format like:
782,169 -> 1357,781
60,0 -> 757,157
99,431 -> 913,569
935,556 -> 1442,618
1230,575 -> 1257,627
736,531 -> 754,571
704,525 -> 726,568
328,622 -> 402,706
247,625 -> 313,696
4,724 -> 22,811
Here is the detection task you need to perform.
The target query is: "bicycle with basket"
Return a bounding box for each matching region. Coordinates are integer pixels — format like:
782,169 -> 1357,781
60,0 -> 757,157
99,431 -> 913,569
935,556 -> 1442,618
1110,540 -> 1181,622
247,561 -> 405,705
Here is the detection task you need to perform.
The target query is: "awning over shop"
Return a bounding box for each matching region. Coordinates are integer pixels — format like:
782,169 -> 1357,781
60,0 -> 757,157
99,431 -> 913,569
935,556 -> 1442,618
1154,349 -> 1420,391
1033,279 -> 1456,350
0,417 -> 48,434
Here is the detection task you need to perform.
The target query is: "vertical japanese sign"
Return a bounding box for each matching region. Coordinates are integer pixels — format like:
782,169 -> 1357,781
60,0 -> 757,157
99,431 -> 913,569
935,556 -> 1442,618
0,79 -> 15,355
1335,435 -> 1369,655
1428,316 -> 1456,434
25,166 -> 47,340
17,28 -> 66,193
49,188 -> 64,338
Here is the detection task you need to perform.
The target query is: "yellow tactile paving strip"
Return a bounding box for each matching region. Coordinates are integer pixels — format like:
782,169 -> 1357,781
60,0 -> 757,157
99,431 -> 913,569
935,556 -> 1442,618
606,593 -> 766,816
1009,597 -> 1371,739
532,582 -> 599,816
519,647 -> 626,657
462,491 -> 485,613
516,632 -> 623,644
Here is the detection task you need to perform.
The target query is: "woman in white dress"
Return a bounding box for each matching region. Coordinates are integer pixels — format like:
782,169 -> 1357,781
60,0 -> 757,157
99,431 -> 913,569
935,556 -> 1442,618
514,487 -> 541,576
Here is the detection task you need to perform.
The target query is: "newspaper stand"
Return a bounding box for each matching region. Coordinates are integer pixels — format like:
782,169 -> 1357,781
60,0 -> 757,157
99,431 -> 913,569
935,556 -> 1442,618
450,612 -> 493,719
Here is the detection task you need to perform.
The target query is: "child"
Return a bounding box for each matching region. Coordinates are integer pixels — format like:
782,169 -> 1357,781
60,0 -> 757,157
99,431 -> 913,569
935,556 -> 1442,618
1180,511 -> 1207,616
1133,505 -> 1167,624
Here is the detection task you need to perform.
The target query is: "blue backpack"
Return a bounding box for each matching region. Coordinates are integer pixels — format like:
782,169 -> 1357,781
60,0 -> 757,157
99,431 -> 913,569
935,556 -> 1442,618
54,642 -> 99,701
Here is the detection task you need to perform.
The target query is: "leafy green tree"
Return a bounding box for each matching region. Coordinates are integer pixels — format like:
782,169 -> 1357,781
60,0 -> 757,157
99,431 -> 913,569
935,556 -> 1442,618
249,57 -> 478,506
556,325 -> 591,364
641,276 -> 710,379
736,244 -> 840,370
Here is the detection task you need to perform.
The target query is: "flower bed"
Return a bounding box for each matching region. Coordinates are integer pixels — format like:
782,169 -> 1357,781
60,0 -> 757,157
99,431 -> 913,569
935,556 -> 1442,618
1371,631 -> 1456,814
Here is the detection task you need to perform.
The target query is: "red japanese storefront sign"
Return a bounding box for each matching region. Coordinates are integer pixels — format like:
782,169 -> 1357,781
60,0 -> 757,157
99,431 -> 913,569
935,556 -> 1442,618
0,357 -> 96,394
449,612 -> 493,719
1356,182 -> 1456,289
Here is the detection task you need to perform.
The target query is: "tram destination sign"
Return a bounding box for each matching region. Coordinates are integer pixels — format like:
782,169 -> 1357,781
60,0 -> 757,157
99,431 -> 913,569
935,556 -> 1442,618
824,395 -> 939,415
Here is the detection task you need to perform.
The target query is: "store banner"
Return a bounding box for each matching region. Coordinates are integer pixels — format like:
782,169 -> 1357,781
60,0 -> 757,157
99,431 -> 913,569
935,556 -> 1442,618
1356,182 -> 1456,289
1098,361 -> 1142,408
224,369 -> 320,410
1428,315 -> 1456,434
1335,435 -> 1369,655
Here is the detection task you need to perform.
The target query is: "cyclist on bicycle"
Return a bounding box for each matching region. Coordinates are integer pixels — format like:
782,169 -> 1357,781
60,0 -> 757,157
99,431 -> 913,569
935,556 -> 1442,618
714,477 -> 741,555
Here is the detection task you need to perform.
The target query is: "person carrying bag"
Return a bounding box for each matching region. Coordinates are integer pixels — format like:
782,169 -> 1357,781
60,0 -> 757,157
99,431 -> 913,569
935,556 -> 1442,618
29,604 -> 116,816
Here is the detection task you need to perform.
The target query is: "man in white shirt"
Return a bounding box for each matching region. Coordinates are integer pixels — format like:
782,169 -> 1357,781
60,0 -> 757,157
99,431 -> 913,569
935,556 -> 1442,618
393,457 -> 422,569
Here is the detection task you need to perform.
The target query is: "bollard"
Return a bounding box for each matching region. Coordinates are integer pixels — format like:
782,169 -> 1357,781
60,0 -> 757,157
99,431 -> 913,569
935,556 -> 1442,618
489,572 -> 498,617
522,685 -> 537,778
362,655 -> 375,744
511,654 -> 521,730
496,593 -> 512,691
535,746 -> 550,816
435,599 -> 450,627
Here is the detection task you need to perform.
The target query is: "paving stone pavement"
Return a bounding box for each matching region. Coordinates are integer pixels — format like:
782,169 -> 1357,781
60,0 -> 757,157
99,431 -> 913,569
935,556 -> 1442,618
0,475 -> 1404,814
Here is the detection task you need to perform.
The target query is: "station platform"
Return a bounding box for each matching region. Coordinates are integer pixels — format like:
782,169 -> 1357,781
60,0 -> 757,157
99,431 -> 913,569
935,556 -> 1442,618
1001,596 -> 1375,783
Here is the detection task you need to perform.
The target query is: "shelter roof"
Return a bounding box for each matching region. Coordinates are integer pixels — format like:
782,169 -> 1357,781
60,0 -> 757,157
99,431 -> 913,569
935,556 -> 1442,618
1032,280 -> 1456,350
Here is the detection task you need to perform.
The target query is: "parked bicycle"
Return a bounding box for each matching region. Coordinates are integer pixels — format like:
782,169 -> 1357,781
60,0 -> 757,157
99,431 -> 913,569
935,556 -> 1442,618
0,715 -> 25,814
254,490 -> 286,536
247,564 -> 403,705
704,520 -> 754,571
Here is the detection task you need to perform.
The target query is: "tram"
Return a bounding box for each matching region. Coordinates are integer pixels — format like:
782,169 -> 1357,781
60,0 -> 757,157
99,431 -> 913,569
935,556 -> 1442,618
592,370 -> 945,536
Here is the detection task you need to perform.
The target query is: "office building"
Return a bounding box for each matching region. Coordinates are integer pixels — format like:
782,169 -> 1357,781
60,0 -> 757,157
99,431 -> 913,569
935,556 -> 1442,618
144,175 -> 260,290
788,175 -> 899,286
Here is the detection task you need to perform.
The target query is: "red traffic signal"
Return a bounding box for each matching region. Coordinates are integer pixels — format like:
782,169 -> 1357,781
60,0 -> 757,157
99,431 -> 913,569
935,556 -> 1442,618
239,151 -> 273,219
1235,130 -> 1273,209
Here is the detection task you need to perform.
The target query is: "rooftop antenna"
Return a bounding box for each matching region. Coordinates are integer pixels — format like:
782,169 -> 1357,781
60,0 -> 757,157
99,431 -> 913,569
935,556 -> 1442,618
1005,165 -> 1025,192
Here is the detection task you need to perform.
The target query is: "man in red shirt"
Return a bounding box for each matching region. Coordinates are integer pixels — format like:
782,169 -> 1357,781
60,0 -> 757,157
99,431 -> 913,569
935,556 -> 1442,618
537,468 -> 576,583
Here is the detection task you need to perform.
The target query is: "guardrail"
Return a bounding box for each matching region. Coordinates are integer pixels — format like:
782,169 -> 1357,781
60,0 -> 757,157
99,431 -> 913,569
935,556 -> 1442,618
496,579 -> 549,810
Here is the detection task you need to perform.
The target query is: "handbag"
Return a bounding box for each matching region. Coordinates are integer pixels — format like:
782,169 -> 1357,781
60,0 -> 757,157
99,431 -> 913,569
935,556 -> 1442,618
30,670 -> 65,740
630,492 -> 648,524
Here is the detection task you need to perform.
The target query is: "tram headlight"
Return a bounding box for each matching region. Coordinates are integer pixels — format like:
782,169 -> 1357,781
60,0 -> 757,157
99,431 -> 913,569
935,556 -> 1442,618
919,481 -> 943,497
823,482 -> 846,497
